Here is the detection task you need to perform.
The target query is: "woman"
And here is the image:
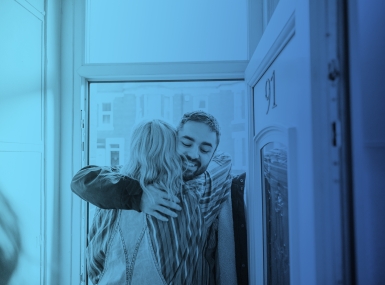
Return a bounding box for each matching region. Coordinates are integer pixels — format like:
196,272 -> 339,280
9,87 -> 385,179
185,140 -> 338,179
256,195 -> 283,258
87,119 -> 220,285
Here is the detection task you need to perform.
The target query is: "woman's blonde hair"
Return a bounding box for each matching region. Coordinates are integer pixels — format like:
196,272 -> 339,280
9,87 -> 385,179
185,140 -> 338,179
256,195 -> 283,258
87,120 -> 183,280
120,119 -> 184,198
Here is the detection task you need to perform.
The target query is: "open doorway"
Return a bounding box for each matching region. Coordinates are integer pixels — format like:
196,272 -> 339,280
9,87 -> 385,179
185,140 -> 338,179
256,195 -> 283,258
86,80 -> 248,283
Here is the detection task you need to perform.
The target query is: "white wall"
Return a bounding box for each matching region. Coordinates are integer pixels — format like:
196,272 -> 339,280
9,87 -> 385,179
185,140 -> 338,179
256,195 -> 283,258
0,0 -> 61,284
348,0 -> 385,284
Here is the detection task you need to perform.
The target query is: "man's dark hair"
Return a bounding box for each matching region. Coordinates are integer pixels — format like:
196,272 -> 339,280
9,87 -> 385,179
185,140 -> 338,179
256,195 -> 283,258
177,110 -> 221,145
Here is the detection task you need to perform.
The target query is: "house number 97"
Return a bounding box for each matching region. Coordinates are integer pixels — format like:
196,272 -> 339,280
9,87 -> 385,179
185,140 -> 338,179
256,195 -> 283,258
265,70 -> 277,114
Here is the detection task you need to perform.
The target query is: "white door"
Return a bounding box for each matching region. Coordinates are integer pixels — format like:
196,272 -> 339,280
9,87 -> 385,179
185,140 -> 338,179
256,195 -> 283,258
245,0 -> 347,284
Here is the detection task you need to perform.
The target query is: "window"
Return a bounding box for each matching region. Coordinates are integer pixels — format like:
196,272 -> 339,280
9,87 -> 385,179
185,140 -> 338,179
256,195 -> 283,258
162,95 -> 173,121
101,102 -> 112,124
86,80 -> 248,284
88,81 -> 247,174
105,138 -> 124,167
193,95 -> 209,113
86,0 -> 247,63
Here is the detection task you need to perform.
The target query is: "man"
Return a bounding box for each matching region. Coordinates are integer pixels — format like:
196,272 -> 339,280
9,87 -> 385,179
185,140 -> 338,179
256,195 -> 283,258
71,111 -> 238,284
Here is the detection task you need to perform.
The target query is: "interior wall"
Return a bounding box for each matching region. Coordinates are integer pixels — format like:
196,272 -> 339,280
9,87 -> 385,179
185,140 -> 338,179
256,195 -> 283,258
348,0 -> 385,284
0,0 -> 61,284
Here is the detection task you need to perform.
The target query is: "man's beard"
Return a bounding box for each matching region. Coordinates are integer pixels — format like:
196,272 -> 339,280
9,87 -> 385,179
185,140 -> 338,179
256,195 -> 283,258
181,156 -> 207,181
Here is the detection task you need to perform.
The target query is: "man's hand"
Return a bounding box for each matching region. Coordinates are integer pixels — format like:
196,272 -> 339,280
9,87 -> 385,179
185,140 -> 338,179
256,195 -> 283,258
140,184 -> 182,221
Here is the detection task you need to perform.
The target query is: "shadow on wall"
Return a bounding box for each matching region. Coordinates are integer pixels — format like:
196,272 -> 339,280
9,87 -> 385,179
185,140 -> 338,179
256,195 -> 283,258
0,190 -> 21,285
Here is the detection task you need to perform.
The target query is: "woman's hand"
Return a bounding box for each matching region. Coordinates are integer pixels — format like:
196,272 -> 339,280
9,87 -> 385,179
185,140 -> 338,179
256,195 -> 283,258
139,184 -> 182,221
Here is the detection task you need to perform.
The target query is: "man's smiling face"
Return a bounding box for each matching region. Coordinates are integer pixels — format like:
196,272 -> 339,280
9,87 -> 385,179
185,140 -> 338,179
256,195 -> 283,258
177,121 -> 218,181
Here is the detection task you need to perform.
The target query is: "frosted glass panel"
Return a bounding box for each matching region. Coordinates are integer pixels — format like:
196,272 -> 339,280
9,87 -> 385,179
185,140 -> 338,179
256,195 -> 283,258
261,142 -> 290,285
0,93 -> 43,143
0,152 -> 42,285
0,0 -> 43,143
86,0 -> 247,63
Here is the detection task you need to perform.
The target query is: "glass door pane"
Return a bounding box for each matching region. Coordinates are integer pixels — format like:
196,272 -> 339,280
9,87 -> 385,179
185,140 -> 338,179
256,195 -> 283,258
261,142 -> 290,285
87,80 -> 247,283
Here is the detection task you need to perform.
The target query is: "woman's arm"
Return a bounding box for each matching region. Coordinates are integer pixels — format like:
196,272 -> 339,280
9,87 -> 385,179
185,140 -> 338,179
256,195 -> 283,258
70,165 -> 181,217
70,165 -> 143,211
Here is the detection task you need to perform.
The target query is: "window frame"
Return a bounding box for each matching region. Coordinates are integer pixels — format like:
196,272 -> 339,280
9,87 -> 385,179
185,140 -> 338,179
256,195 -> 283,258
81,70 -> 249,285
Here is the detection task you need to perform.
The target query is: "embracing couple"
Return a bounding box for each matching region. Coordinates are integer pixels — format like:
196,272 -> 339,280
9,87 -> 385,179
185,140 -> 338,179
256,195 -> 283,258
71,111 -> 248,285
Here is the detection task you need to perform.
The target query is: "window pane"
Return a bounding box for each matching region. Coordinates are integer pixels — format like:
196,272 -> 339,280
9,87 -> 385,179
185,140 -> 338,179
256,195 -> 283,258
110,151 -> 120,166
87,80 -> 247,284
261,142 -> 290,285
102,114 -> 110,124
89,81 -> 247,174
86,0 -> 247,63
102,103 -> 111,111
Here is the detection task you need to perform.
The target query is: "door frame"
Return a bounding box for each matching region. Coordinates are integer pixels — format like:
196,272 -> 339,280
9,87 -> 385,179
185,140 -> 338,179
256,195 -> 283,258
61,0 -> 354,284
